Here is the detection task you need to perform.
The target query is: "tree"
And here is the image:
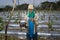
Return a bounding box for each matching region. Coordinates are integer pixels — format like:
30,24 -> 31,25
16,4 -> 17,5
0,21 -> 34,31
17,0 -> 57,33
4,5 -> 13,11
16,4 -> 29,10
40,1 -> 50,10
56,0 -> 60,10
40,1 -> 58,10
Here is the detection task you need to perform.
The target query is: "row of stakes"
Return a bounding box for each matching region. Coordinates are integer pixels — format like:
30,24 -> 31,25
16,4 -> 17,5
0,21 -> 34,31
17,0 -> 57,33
0,14 -> 58,32
0,13 -> 59,40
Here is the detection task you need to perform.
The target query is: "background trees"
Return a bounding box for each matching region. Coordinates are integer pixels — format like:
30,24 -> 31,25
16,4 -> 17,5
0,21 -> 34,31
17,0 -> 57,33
0,0 -> 60,11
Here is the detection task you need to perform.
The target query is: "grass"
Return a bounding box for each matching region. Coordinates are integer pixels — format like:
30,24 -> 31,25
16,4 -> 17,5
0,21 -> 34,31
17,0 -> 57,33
0,34 -> 20,40
0,35 -> 60,40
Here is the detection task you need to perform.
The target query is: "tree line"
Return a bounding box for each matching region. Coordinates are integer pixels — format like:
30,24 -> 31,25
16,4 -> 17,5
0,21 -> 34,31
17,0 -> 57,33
0,0 -> 60,11
36,1 -> 60,10
0,4 -> 29,11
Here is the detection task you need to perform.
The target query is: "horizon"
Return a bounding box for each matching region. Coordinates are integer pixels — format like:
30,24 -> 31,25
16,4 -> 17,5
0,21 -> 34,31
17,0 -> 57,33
0,0 -> 59,7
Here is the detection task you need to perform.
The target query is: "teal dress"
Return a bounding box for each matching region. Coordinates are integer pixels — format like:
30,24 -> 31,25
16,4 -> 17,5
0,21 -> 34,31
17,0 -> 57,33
27,10 -> 35,37
27,10 -> 35,18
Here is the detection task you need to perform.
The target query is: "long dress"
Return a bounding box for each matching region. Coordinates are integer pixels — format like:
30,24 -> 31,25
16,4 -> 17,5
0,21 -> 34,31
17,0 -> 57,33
27,10 -> 35,38
28,19 -> 35,37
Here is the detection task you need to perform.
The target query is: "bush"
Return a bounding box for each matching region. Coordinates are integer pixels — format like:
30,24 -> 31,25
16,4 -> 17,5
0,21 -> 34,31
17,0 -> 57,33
47,22 -> 54,31
0,17 -> 3,31
0,26 -> 3,31
0,17 -> 3,23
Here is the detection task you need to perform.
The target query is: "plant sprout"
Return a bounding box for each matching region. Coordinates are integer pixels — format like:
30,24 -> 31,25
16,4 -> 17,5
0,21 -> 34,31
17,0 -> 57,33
47,16 -> 54,31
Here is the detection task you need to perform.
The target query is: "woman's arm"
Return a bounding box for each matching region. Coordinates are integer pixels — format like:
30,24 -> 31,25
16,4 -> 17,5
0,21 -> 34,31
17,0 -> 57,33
34,14 -> 38,21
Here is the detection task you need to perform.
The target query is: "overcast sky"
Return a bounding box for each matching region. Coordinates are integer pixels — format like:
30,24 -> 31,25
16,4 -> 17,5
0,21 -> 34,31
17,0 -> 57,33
0,0 -> 59,6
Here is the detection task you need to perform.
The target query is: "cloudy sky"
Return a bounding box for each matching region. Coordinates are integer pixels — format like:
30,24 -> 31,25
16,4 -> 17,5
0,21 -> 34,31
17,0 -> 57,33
0,0 -> 59,6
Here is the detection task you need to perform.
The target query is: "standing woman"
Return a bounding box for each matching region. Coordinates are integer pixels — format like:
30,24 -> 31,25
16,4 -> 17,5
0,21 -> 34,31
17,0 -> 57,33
25,4 -> 38,40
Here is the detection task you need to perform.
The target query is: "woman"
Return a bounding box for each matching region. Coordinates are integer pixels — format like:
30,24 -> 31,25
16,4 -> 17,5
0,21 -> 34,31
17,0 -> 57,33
25,4 -> 38,40
25,4 -> 38,26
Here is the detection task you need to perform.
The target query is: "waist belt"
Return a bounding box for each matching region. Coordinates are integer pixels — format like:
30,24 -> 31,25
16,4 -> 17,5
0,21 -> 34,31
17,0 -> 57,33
29,18 -> 34,22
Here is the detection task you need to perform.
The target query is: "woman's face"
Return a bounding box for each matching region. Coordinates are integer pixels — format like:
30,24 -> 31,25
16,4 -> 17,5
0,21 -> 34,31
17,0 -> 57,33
29,9 -> 33,13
